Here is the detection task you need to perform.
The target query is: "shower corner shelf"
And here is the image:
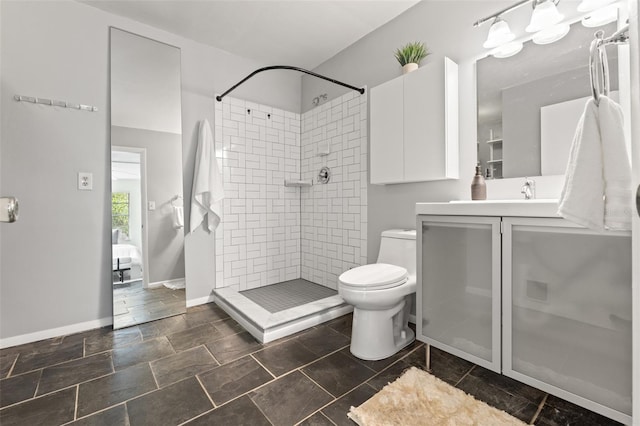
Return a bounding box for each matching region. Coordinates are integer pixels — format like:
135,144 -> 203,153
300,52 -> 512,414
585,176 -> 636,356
284,179 -> 313,188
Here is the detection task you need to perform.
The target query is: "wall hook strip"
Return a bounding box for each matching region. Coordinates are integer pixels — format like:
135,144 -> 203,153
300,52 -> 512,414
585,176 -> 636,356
215,65 -> 365,102
14,95 -> 98,112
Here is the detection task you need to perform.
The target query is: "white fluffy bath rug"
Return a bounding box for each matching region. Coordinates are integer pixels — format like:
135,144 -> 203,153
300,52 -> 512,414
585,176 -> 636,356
348,367 -> 528,426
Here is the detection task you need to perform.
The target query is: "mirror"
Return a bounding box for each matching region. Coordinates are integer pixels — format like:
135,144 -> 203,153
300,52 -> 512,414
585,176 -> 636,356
110,28 -> 185,328
477,21 -> 618,179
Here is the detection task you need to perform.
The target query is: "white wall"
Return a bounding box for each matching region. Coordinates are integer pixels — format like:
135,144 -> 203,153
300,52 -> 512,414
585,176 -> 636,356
300,91 -> 368,289
301,1 -> 533,262
214,97 -> 302,291
0,0 -> 300,345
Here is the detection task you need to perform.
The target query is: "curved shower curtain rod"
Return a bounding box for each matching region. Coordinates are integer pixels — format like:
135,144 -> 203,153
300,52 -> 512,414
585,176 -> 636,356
215,65 -> 365,102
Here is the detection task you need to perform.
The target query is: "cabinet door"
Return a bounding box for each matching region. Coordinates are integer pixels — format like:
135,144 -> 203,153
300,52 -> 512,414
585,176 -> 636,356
417,215 -> 501,372
370,76 -> 404,184
502,217 -> 631,424
404,58 -> 458,182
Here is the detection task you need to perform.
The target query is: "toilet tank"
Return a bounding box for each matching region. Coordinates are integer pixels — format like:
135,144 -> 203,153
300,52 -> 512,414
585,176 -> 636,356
376,229 -> 416,276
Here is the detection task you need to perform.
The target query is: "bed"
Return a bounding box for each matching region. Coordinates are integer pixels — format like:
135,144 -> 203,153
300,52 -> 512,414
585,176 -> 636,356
112,243 -> 142,283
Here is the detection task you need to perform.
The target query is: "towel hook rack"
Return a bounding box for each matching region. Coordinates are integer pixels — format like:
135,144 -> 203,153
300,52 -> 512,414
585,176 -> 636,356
589,24 -> 629,106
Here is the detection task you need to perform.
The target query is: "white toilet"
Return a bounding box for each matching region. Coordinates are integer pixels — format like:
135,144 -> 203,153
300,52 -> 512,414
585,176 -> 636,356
338,229 -> 417,361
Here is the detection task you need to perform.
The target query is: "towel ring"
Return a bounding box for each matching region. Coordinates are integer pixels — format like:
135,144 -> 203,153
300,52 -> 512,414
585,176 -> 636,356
170,195 -> 183,207
589,30 -> 610,106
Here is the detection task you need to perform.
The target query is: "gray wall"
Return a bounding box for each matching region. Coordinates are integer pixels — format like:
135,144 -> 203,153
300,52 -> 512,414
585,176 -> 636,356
0,0 -> 300,343
301,1 -> 508,262
111,126 -> 185,283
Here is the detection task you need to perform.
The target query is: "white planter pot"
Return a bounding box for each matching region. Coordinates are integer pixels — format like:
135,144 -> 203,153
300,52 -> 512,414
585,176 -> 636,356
402,63 -> 419,74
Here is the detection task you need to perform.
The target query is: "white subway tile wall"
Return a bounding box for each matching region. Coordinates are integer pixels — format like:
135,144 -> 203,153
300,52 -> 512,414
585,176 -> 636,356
300,91 -> 368,290
214,91 -> 367,292
214,98 -> 301,291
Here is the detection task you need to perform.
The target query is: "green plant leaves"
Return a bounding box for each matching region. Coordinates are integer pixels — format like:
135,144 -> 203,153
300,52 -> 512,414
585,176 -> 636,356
394,42 -> 430,66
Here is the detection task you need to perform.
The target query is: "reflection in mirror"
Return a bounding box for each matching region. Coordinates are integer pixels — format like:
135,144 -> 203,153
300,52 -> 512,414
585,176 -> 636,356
110,28 -> 185,329
477,21 -> 618,179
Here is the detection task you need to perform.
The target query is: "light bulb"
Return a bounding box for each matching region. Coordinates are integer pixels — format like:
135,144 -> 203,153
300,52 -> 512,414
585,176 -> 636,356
532,23 -> 571,44
577,0 -> 615,12
483,18 -> 516,48
526,0 -> 565,33
491,41 -> 524,58
582,4 -> 618,27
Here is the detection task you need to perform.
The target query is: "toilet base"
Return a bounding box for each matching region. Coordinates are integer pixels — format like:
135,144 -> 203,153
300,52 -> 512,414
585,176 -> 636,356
349,296 -> 415,361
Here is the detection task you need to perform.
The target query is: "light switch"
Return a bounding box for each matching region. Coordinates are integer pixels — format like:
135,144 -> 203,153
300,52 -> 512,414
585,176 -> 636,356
148,201 -> 156,211
78,172 -> 93,190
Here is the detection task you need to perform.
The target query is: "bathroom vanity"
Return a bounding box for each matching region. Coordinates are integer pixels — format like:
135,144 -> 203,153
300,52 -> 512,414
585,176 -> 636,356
416,200 -> 631,424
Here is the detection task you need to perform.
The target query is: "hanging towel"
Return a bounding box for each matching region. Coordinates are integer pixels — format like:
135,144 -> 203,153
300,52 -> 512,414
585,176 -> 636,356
190,119 -> 224,233
558,96 -> 631,231
172,205 -> 184,229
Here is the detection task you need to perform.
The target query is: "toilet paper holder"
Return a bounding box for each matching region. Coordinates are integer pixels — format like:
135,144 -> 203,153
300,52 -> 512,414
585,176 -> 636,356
0,197 -> 19,223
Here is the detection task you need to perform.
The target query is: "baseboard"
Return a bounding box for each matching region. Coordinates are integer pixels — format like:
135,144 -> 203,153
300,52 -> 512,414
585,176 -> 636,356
0,316 -> 113,349
187,294 -> 216,308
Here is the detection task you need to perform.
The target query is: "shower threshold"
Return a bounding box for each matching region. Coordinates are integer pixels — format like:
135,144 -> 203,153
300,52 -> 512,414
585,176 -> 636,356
213,279 -> 353,343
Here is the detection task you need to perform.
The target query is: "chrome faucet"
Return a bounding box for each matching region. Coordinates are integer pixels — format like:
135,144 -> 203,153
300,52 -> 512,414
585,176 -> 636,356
521,177 -> 536,200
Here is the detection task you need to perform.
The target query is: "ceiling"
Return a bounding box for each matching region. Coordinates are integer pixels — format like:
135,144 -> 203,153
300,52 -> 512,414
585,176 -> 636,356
81,0 -> 420,69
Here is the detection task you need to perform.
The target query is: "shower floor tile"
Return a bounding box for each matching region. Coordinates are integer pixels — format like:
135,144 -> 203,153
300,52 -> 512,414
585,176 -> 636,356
239,279 -> 337,313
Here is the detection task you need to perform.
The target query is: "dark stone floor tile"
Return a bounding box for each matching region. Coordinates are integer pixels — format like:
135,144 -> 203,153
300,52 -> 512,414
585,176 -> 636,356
205,332 -> 261,364
250,371 -> 333,425
0,352 -> 18,378
137,315 -> 190,340
37,352 -> 113,396
111,336 -> 175,370
253,339 -> 318,376
210,317 -> 245,338
77,362 -> 157,418
322,383 -> 377,426
0,386 -> 76,426
150,346 -> 218,388
11,339 -> 84,375
470,365 -> 546,404
198,355 -> 272,405
366,360 -> 411,391
535,395 -> 623,426
166,323 -> 219,352
0,370 -> 41,407
326,314 -> 352,337
299,412 -> 335,426
84,326 -> 142,356
126,377 -> 212,426
405,345 -> 475,385
184,395 -> 270,426
303,351 -> 376,397
456,373 -> 539,423
68,404 -> 129,426
297,325 -> 350,357
183,303 -> 229,327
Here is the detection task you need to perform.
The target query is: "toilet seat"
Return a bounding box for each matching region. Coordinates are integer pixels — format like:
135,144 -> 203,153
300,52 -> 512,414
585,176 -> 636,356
339,263 -> 408,290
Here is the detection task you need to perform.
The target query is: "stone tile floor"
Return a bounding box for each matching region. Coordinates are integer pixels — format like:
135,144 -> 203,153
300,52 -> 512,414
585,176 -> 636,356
0,304 -> 623,425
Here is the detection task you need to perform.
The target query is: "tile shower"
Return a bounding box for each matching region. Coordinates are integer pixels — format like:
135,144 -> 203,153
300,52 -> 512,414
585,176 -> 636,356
214,91 -> 368,292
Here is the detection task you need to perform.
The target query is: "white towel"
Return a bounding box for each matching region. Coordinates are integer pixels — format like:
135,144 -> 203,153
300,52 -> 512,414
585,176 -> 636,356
558,96 -> 631,231
190,119 -> 224,233
172,205 -> 184,229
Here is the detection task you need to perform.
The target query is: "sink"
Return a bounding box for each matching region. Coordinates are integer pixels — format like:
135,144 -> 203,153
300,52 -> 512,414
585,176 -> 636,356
416,199 -> 560,217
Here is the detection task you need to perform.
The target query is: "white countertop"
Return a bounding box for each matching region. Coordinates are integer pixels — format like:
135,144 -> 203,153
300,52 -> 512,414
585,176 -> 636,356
416,199 -> 560,217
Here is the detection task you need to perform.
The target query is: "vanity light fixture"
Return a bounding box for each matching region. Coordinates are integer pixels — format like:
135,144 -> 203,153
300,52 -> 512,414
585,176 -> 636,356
581,3 -> 618,27
532,22 -> 571,44
490,41 -> 524,58
526,0 -> 564,33
483,17 -> 516,49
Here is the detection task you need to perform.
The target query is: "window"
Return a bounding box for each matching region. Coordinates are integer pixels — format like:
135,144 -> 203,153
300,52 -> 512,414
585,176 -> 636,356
112,192 -> 130,236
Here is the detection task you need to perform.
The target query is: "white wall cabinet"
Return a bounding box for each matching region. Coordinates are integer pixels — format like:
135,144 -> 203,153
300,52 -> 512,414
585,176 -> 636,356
370,57 -> 459,184
417,214 -> 632,424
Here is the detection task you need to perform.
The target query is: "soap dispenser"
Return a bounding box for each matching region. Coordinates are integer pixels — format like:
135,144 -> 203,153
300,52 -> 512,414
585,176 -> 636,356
471,163 -> 487,200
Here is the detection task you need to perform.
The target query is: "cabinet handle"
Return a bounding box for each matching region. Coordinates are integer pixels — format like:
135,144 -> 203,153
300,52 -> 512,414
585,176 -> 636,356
637,185 -> 640,218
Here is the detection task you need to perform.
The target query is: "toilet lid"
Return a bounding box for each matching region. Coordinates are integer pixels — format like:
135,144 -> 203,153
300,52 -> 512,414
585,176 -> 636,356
339,263 -> 408,290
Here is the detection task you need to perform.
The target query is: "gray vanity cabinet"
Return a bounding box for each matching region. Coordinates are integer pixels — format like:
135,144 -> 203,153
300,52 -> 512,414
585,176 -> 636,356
417,215 -> 502,373
417,213 -> 632,424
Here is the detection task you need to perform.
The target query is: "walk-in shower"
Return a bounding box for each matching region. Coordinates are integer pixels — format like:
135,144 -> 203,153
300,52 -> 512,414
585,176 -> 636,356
211,79 -> 368,342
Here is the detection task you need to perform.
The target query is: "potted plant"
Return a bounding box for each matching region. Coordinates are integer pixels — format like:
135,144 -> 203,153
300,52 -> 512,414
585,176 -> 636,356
394,41 -> 430,74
